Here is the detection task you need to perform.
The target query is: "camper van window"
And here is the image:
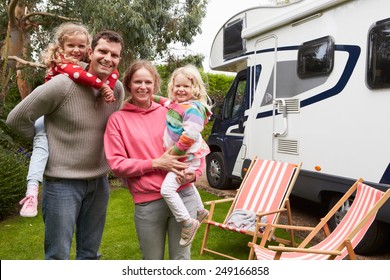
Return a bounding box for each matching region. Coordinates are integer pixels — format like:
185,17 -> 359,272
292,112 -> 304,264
297,36 -> 334,78
232,80 -> 245,117
223,77 -> 246,119
223,18 -> 246,60
367,18 -> 390,89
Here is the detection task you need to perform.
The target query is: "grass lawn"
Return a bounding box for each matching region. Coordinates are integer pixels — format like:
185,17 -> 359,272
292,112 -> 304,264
0,183 -> 282,260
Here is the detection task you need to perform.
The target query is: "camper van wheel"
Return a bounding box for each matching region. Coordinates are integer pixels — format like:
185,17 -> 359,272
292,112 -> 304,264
206,152 -> 232,189
328,195 -> 390,254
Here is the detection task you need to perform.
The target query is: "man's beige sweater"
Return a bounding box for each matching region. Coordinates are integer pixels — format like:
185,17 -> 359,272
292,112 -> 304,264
6,74 -> 124,179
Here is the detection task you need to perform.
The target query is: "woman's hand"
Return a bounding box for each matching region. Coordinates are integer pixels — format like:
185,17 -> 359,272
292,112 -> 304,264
152,148 -> 188,175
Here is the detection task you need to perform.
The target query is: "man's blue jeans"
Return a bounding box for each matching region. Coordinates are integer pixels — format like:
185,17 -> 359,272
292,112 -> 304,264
42,176 -> 109,260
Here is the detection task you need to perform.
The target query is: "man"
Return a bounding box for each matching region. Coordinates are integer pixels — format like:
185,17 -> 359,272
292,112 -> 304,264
6,30 -> 125,259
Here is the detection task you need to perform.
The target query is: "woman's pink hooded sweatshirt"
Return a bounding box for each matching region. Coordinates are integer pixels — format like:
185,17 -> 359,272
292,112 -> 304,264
104,101 -> 203,204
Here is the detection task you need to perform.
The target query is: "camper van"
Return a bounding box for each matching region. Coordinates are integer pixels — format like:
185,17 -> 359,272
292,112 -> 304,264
206,0 -> 390,253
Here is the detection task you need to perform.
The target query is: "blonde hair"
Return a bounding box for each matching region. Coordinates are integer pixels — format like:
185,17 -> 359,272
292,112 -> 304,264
122,60 -> 161,106
41,22 -> 91,68
167,64 -> 212,111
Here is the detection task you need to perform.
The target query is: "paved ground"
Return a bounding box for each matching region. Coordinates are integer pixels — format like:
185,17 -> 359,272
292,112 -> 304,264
195,173 -> 390,260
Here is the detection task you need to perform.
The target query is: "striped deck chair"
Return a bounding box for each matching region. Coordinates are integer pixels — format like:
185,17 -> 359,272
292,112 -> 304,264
200,157 -> 302,260
248,179 -> 390,260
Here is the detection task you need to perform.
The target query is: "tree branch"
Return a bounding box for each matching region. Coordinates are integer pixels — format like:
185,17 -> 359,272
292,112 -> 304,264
8,0 -> 18,27
8,56 -> 45,68
23,12 -> 80,22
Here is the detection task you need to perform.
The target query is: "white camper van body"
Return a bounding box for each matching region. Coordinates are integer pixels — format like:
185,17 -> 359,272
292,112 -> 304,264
206,0 -> 390,252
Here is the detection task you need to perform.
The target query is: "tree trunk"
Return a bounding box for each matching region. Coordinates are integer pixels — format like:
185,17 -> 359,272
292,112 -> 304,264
2,0 -> 31,100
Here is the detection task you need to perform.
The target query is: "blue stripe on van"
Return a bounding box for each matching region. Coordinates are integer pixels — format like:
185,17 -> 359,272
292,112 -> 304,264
300,45 -> 361,107
255,45 -> 361,119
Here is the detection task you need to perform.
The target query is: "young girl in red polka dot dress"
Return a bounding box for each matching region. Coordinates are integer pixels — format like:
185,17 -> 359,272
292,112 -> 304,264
42,23 -> 118,102
18,22 -> 119,217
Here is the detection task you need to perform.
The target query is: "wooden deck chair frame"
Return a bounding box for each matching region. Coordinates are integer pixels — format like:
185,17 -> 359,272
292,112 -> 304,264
248,178 -> 390,260
200,157 -> 302,260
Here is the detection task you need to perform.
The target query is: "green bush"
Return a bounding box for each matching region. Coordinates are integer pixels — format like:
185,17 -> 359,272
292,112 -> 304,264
0,80 -> 33,220
207,72 -> 235,105
201,120 -> 213,141
1,82 -> 32,153
0,146 -> 29,220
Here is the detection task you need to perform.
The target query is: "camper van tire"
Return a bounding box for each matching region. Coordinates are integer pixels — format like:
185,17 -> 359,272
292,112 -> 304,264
328,195 -> 390,254
206,152 -> 232,189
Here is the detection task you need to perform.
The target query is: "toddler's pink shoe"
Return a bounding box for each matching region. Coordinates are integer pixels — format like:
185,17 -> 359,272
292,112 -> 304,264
19,195 -> 38,217
197,209 -> 209,223
180,218 -> 200,247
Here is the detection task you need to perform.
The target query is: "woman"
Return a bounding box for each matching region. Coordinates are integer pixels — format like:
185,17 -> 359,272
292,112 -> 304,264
104,60 -> 204,260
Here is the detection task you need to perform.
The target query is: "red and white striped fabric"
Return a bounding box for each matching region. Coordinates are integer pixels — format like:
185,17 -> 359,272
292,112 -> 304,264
253,183 -> 383,260
206,159 -> 296,234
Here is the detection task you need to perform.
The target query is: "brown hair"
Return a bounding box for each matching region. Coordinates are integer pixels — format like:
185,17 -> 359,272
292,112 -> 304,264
91,30 -> 124,54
